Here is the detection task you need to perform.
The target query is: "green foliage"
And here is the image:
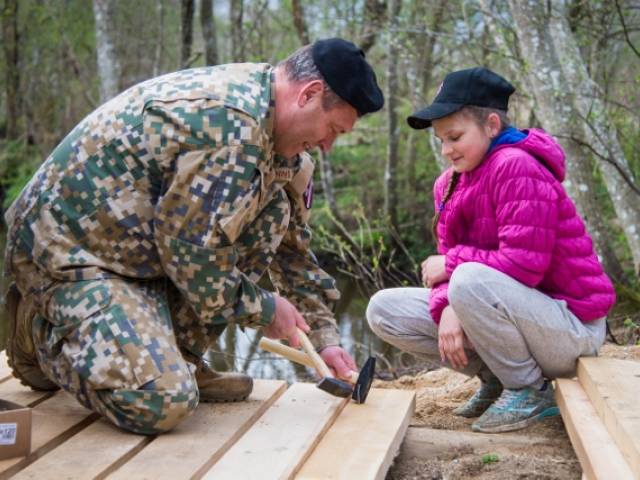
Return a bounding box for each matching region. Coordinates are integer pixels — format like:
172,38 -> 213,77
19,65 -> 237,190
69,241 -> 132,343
0,140 -> 42,210
481,453 -> 500,465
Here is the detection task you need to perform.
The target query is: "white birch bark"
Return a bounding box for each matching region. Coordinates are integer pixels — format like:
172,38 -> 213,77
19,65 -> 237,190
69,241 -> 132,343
545,0 -> 640,274
502,0 -> 627,278
92,0 -> 120,103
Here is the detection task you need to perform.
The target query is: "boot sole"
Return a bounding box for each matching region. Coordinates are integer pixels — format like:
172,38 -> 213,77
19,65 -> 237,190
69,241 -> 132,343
6,285 -> 60,392
471,406 -> 560,433
199,394 -> 251,403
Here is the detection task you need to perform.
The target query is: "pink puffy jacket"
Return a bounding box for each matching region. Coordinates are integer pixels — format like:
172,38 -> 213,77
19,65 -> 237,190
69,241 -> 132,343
429,129 -> 615,323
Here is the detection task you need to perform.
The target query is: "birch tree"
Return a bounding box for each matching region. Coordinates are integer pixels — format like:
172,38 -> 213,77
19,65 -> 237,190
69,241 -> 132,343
180,0 -> 195,67
230,0 -> 244,62
384,0 -> 401,231
3,0 -> 21,138
92,0 -> 120,103
200,0 -> 218,66
483,0 -> 627,278
291,0 -> 310,45
509,0 -> 640,276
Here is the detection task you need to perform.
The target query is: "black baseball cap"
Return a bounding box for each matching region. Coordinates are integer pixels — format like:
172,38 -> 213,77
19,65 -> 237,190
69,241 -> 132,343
312,38 -> 384,115
407,67 -> 515,129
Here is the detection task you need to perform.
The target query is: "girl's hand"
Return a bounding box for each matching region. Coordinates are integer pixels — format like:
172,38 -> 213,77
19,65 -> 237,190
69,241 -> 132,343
438,306 -> 468,369
421,255 -> 448,287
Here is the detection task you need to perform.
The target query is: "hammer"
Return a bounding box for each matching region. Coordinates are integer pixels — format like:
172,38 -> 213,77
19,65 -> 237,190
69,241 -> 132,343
259,329 -> 376,404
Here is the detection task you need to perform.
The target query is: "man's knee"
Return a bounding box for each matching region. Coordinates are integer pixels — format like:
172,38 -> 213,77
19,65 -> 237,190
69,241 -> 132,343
98,382 -> 199,435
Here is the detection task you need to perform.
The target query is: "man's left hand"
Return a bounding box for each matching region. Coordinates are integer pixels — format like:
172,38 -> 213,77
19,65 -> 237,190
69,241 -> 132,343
320,346 -> 358,382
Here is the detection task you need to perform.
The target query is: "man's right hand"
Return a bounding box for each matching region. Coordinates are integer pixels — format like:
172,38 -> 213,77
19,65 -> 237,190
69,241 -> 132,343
261,295 -> 310,349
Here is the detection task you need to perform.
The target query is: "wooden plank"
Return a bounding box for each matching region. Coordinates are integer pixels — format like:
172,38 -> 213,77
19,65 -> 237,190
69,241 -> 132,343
400,426 -> 549,459
11,418 -> 151,480
296,388 -> 415,480
555,378 -> 633,480
0,393 -> 98,479
202,382 -> 348,480
0,351 -> 13,382
577,357 -> 640,478
0,378 -> 53,407
107,379 -> 287,480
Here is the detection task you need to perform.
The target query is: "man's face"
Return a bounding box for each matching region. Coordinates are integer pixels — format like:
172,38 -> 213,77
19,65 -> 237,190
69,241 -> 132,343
274,82 -> 358,159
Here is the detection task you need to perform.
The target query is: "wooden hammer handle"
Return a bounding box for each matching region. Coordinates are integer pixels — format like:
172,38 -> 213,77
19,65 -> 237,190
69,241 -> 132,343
296,328 -> 333,378
258,337 -> 315,369
259,335 -> 358,384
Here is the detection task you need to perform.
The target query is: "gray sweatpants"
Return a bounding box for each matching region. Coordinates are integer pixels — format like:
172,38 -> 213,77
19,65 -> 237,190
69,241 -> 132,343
366,262 -> 606,389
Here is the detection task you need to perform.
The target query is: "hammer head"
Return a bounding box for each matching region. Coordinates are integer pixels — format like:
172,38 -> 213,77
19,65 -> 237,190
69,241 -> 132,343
316,377 -> 353,398
352,356 -> 376,404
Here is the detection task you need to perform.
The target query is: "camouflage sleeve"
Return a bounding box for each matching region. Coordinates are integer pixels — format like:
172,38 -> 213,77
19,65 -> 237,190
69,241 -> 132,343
269,156 -> 341,351
146,101 -> 276,329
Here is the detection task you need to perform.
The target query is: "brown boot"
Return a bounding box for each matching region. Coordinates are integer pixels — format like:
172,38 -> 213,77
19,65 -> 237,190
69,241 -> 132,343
186,353 -> 253,403
5,284 -> 59,391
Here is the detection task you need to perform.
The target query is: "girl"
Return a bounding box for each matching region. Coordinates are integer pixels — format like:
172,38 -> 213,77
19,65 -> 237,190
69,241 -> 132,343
367,67 -> 615,433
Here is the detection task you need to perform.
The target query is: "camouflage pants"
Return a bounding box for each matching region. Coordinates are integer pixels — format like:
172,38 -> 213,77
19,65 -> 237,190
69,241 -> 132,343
8,189 -> 290,434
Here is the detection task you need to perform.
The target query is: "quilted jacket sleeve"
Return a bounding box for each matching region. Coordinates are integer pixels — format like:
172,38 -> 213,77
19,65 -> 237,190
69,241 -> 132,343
445,152 -> 559,288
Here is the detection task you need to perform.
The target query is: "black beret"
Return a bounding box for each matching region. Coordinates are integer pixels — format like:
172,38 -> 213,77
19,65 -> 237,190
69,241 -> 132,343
312,38 -> 384,115
408,67 -> 515,129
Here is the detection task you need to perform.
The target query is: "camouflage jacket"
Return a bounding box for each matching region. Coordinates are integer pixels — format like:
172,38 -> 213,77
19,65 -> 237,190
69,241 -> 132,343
4,63 -> 341,348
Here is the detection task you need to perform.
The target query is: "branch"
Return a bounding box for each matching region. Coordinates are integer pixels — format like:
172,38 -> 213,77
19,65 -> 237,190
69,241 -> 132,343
614,0 -> 640,59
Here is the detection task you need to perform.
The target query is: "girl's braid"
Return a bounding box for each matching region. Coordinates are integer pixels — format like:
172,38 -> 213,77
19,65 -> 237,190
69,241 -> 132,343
431,171 -> 461,243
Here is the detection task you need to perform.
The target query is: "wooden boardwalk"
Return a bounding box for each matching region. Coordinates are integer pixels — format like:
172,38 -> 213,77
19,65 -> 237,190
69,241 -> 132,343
555,357 -> 640,480
0,352 -> 415,479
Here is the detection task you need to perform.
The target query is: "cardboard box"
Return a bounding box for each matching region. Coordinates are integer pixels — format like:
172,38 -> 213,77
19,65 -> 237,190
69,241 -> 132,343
0,399 -> 31,460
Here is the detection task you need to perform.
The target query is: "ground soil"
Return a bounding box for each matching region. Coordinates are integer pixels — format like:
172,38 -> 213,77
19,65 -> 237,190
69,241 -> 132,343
377,342 -> 640,480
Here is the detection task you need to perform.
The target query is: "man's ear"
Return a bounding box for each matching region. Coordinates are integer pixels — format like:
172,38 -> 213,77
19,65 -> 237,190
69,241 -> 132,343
297,80 -> 324,107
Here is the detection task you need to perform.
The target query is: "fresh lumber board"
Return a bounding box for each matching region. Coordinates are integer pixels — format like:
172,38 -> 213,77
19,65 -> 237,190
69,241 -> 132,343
577,357 -> 640,478
0,377 -> 53,407
202,382 -> 348,480
555,378 -> 634,480
400,426 -> 549,459
108,379 -> 287,480
0,392 -> 98,479
11,418 -> 151,480
0,352 -> 13,382
296,388 -> 415,480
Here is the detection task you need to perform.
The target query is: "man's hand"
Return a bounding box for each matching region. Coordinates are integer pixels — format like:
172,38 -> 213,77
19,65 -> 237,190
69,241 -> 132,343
438,306 -> 469,370
261,295 -> 310,349
320,346 -> 358,382
421,255 -> 448,287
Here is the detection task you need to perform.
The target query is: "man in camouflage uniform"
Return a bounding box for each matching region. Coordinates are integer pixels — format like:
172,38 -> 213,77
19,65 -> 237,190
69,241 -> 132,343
3,38 -> 384,434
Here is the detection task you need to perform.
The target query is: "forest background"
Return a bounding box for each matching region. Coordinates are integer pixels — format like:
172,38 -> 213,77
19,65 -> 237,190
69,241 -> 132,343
1,0 -> 640,345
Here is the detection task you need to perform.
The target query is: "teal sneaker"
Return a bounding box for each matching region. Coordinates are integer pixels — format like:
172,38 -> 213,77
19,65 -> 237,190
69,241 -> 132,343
453,376 -> 503,418
471,381 -> 559,433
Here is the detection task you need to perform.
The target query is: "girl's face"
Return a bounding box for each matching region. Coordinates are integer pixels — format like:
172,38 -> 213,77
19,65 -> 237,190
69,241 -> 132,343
432,111 -> 501,173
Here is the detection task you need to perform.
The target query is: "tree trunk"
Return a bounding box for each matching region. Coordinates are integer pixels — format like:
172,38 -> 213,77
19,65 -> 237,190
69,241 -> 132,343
359,0 -> 387,55
405,0 -> 446,196
384,0 -> 401,230
92,0 -> 120,103
230,0 -> 244,62
200,0 -> 218,66
180,0 -> 195,68
505,0 -> 625,280
546,0 -> 640,275
153,0 -> 165,76
317,149 -> 340,221
291,0 -> 310,45
2,0 -> 21,139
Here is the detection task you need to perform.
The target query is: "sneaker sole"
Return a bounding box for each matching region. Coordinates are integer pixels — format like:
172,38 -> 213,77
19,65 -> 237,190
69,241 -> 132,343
471,406 -> 560,434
